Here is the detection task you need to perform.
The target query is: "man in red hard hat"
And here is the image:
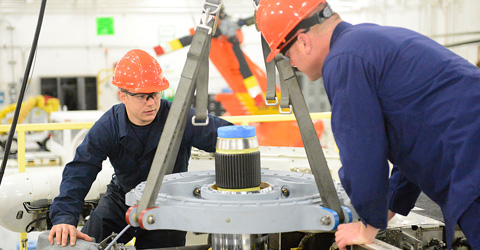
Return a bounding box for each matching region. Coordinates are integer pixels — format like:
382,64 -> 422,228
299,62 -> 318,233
256,0 -> 480,249
48,49 -> 232,248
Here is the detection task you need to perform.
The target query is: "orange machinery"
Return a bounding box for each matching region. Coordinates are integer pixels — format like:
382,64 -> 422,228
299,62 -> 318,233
153,9 -> 323,147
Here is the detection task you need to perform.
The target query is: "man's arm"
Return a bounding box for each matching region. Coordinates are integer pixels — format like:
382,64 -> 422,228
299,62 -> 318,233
48,161 -> 101,246
334,170 -> 418,250
322,53 -> 393,249
324,53 -> 391,229
388,165 -> 421,215
49,121 -> 111,245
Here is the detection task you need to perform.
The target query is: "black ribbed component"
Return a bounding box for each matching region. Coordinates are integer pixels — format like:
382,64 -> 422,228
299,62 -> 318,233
215,151 -> 261,189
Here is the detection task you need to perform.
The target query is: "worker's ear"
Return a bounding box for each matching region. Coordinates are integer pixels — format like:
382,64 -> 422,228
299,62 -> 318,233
118,91 -> 127,104
297,33 -> 312,55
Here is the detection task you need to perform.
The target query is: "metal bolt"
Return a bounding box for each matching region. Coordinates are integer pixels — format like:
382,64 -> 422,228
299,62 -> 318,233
320,216 -> 331,225
281,187 -> 290,197
226,218 -> 230,223
147,215 -> 156,224
193,187 -> 201,197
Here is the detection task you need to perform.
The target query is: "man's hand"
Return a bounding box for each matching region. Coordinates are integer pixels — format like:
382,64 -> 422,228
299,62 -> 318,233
335,221 -> 379,250
48,224 -> 92,246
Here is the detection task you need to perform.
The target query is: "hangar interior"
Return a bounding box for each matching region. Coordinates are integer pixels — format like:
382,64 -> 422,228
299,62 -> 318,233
0,0 -> 479,249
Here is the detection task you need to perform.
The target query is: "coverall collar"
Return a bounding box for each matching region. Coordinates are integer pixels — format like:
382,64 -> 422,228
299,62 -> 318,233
330,21 -> 352,50
117,102 -> 166,157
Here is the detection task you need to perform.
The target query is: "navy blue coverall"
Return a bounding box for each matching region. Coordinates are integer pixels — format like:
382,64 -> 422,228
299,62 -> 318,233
49,100 -> 232,248
323,22 -> 480,248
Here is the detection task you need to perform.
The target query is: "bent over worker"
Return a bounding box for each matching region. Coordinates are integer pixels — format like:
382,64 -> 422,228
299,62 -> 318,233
48,49 -> 232,248
256,0 -> 480,249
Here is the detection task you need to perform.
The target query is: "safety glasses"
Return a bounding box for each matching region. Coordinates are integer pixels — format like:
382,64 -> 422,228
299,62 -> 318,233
121,90 -> 161,103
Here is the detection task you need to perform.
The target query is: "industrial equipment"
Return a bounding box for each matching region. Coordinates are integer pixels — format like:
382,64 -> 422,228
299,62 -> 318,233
153,5 -> 325,147
2,0 -> 469,249
124,125 -> 356,250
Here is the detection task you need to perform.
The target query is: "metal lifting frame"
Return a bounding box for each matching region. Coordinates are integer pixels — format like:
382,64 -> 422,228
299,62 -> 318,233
134,0 -> 344,224
133,0 -> 221,222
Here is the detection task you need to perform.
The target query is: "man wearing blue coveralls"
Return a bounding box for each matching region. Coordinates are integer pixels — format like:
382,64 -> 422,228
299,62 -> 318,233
257,0 -> 480,249
48,49 -> 232,248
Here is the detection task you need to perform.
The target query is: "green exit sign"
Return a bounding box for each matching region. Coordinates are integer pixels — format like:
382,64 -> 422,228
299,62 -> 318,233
96,17 -> 114,35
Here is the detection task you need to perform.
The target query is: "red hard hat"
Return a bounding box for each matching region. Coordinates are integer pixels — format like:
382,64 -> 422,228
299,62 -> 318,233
256,0 -> 326,62
112,49 -> 169,92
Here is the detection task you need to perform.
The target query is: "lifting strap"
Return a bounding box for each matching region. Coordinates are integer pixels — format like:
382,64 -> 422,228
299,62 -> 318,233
193,0 -> 221,125
261,36 -> 278,106
135,10 -> 218,221
274,54 -> 345,223
278,71 -> 292,114
192,23 -> 212,125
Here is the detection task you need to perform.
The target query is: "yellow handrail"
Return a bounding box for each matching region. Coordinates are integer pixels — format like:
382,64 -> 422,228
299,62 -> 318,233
224,112 -> 331,125
0,122 -> 93,173
0,112 -> 331,172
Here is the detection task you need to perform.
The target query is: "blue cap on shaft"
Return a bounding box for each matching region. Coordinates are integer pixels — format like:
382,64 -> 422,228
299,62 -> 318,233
218,125 -> 256,139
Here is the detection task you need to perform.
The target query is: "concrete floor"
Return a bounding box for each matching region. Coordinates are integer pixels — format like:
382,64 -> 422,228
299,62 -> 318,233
414,192 -> 444,222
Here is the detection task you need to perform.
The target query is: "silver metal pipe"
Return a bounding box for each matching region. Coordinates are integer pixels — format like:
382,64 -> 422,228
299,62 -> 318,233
211,234 -> 268,250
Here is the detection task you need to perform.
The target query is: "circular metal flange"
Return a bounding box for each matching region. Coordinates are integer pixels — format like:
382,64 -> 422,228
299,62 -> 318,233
126,170 -> 357,234
201,182 -> 278,201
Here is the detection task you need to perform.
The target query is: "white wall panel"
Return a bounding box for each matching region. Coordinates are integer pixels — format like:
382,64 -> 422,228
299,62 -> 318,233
0,0 -> 478,109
